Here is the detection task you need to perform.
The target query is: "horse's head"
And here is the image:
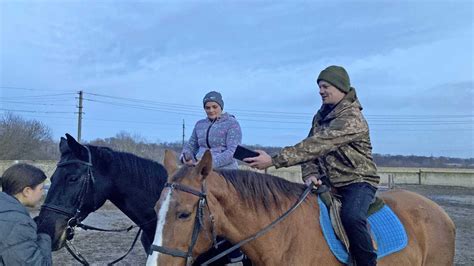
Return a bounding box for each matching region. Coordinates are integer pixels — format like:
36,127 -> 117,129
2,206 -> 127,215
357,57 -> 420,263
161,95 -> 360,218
146,150 -> 218,266
37,133 -> 114,250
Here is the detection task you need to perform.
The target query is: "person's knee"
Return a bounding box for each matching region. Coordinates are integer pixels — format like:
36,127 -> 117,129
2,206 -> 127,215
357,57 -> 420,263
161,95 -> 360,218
341,210 -> 365,229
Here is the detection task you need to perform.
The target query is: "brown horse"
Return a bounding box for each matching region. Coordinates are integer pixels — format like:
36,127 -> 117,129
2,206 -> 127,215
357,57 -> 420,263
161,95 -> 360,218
146,150 -> 455,266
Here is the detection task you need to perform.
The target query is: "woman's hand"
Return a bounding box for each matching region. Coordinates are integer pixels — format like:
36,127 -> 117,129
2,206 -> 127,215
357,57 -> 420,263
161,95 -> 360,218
244,150 -> 273,170
181,153 -> 195,166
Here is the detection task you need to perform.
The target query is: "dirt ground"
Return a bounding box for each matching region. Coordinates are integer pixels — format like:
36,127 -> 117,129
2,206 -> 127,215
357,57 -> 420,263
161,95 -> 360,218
32,184 -> 473,266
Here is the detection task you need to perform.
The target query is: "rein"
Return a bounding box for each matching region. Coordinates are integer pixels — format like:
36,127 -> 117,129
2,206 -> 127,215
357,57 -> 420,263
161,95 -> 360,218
41,146 -> 147,265
150,180 -> 313,265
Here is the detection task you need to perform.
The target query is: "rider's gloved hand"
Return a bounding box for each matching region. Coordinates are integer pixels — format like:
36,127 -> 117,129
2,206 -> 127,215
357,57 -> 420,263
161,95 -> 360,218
304,175 -> 322,187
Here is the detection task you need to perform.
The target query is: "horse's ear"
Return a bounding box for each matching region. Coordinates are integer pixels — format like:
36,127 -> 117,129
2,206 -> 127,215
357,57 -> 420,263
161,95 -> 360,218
65,133 -> 88,160
164,150 -> 178,178
195,150 -> 213,180
59,137 -> 69,154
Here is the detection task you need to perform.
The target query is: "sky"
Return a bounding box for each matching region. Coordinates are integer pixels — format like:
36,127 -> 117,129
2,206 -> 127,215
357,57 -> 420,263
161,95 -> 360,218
0,0 -> 473,158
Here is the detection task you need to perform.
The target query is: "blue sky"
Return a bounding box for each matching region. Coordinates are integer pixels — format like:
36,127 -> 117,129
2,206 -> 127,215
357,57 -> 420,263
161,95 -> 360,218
1,1 -> 473,158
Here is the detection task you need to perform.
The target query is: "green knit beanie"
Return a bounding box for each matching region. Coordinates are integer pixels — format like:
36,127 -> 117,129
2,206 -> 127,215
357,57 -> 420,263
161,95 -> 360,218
317,65 -> 351,93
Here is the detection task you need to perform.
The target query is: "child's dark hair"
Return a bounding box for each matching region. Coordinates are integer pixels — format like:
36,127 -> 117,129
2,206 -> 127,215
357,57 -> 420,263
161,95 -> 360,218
1,164 -> 47,195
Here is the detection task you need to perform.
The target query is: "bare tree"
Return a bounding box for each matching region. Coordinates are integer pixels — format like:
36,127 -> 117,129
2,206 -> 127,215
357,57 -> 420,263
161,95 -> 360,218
0,113 -> 58,160
90,131 -> 166,162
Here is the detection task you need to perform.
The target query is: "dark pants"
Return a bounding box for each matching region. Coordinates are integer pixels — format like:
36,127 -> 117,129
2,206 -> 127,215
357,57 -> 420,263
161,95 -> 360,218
338,182 -> 377,266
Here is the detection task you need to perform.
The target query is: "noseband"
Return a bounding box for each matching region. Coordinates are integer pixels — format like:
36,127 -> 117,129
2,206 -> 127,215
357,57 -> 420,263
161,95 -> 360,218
149,182 -> 218,265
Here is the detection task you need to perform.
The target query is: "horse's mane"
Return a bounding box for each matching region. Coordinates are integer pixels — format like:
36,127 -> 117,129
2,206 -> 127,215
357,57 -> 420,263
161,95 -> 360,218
216,169 -> 306,211
89,145 -> 168,195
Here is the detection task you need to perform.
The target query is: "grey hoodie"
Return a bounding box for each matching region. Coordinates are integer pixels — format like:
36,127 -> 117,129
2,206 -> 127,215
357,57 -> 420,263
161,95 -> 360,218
0,192 -> 52,266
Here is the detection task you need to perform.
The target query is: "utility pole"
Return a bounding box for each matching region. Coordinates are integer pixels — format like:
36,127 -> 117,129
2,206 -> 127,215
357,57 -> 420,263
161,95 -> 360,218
77,90 -> 83,142
182,119 -> 185,148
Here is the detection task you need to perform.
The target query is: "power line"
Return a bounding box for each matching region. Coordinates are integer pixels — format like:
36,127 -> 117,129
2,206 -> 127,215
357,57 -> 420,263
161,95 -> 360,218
3,90 -> 472,120
82,98 -> 202,117
0,112 -> 75,119
0,92 -> 76,99
0,86 -> 72,92
0,100 -> 73,107
85,92 -> 474,118
0,108 -> 75,114
83,117 -> 181,126
83,96 -> 474,124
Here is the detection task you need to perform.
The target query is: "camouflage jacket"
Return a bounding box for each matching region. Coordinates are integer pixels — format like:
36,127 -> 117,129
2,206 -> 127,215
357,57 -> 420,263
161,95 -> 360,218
272,88 -> 380,188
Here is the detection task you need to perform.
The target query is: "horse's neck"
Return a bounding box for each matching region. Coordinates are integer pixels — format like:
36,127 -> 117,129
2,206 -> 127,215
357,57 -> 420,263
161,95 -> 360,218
108,187 -> 157,225
211,185 -> 322,263
106,157 -> 162,232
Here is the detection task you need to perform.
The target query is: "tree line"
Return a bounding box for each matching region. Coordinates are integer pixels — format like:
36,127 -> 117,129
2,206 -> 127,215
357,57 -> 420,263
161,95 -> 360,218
1,113 -> 472,168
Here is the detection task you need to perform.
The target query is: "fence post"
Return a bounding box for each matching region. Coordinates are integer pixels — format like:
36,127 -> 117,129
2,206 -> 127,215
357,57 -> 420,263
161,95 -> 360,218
388,174 -> 395,189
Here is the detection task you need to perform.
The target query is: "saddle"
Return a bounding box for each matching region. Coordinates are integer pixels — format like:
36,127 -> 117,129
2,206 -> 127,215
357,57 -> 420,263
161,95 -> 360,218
315,185 -> 384,252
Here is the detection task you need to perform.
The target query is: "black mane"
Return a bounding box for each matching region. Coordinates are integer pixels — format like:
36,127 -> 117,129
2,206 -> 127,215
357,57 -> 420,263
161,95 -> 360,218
89,145 -> 167,195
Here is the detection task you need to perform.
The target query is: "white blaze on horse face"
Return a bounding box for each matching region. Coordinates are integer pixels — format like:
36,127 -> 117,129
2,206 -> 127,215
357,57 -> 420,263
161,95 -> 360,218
146,188 -> 172,266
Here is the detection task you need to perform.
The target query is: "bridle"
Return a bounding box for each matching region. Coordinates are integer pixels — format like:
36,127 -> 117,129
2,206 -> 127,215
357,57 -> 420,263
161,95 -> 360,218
149,179 -> 313,265
149,182 -> 218,265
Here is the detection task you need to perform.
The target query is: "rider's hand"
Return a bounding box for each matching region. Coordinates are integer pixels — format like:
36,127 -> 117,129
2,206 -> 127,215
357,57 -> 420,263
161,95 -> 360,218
304,176 -> 322,187
243,150 -> 272,170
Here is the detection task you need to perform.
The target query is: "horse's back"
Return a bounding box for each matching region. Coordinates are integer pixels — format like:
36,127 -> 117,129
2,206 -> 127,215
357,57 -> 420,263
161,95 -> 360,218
379,189 -> 455,265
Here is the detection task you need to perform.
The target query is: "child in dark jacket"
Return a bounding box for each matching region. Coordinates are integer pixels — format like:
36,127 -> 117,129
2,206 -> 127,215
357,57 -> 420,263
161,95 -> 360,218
0,163 -> 52,266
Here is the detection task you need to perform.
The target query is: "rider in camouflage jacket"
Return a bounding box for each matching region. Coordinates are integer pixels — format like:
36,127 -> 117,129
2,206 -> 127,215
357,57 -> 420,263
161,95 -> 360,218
271,87 -> 380,188
247,65 -> 380,266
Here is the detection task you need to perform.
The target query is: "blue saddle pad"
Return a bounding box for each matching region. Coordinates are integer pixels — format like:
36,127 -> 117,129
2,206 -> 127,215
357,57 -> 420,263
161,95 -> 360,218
318,197 -> 408,264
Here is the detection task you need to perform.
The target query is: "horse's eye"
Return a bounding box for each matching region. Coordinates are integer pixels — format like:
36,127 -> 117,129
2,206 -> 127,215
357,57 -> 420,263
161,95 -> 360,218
177,212 -> 191,220
69,175 -> 80,182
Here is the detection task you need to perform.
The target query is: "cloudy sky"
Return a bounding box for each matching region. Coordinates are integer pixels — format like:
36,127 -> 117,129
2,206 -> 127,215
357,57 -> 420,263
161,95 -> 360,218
1,0 -> 472,158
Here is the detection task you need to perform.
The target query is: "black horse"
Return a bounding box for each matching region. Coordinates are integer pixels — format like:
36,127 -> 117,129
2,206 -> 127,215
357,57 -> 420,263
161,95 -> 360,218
37,134 -> 250,265
37,134 -> 166,254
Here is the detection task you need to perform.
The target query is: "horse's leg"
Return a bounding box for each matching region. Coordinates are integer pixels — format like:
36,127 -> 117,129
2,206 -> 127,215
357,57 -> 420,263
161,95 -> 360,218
380,190 -> 455,266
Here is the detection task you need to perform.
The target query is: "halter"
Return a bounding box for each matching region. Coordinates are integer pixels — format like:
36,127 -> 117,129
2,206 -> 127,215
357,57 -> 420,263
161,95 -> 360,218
149,182 -> 218,265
